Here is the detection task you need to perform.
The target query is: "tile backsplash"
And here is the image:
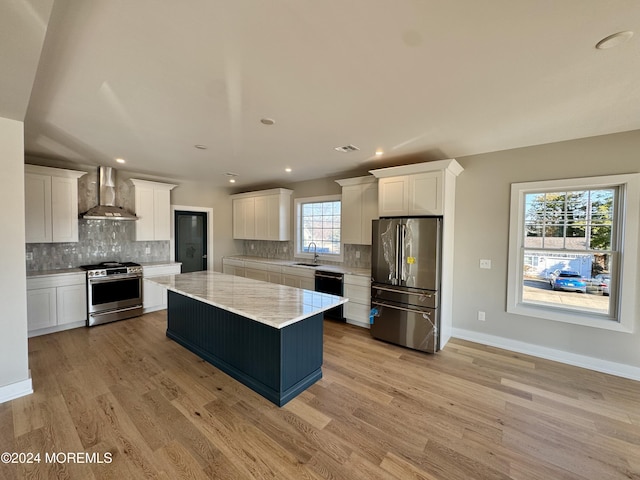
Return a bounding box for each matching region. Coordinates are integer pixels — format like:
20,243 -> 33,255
242,240 -> 371,269
26,220 -> 169,271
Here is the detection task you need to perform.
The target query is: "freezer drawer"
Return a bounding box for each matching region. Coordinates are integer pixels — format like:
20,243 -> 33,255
370,300 -> 439,353
371,283 -> 438,309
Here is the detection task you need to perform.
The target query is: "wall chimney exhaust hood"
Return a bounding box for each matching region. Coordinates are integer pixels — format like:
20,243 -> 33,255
80,166 -> 138,220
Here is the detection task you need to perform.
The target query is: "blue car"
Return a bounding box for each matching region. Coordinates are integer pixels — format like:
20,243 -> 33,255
551,271 -> 586,293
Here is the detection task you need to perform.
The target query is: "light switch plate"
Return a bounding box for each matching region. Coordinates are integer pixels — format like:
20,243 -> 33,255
479,259 -> 492,269
26,252 -> 33,261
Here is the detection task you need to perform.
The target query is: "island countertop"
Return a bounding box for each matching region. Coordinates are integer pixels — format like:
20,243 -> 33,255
148,271 -> 348,329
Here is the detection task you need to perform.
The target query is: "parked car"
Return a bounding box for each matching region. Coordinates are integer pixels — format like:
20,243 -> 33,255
594,274 -> 611,296
551,271 -> 587,293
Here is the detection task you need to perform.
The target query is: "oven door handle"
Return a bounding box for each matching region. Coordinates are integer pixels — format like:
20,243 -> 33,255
89,273 -> 142,283
315,273 -> 343,280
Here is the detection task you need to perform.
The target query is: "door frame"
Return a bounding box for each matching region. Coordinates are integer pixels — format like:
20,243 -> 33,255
170,205 -> 214,272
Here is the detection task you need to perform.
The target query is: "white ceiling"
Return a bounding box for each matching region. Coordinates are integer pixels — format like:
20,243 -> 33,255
3,1 -> 640,188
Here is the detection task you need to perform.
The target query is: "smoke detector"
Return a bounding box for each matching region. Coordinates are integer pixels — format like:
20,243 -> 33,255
334,144 -> 360,153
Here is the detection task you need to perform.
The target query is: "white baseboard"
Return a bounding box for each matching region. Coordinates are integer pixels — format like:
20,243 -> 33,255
0,375 -> 33,404
452,328 -> 640,382
346,318 -> 370,329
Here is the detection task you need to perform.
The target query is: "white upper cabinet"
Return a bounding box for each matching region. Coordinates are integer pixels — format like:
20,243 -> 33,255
25,165 -> 86,243
372,159 -> 462,217
231,189 -> 292,241
336,176 -> 378,245
130,179 -> 177,241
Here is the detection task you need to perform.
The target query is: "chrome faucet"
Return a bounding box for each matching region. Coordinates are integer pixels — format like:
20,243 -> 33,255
308,242 -> 319,264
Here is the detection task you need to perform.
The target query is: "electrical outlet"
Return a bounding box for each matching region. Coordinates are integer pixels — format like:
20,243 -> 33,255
251,244 -> 254,250
479,259 -> 492,269
145,246 -> 151,254
26,252 -> 33,261
477,311 -> 486,321
355,250 -> 360,259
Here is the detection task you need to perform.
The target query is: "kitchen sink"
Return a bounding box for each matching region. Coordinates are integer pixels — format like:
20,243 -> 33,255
293,262 -> 321,267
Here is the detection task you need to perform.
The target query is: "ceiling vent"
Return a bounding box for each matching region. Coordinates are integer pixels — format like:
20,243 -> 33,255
334,144 -> 360,153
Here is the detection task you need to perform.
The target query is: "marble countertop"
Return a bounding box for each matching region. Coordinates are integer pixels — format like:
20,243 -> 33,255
148,271 -> 348,329
225,255 -> 371,278
27,267 -> 84,278
27,261 -> 181,278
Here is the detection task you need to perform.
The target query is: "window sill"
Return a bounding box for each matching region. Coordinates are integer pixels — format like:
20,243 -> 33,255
507,303 -> 633,333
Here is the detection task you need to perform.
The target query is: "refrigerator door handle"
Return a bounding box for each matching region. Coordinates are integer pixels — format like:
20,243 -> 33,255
394,224 -> 401,284
400,224 -> 407,282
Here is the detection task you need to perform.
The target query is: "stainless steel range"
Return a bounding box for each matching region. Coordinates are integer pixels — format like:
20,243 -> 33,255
80,261 -> 143,326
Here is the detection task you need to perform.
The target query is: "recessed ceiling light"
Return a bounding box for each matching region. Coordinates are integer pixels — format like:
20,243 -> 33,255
115,158 -> 126,164
285,167 -> 292,173
260,118 -> 275,125
596,31 -> 633,49
229,178 -> 236,183
225,172 -> 238,184
194,144 -> 208,150
375,149 -> 384,156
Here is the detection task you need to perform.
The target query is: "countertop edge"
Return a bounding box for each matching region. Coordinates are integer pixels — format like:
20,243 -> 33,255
224,255 -> 371,278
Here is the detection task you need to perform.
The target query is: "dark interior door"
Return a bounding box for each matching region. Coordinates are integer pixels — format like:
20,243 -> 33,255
175,211 -> 207,273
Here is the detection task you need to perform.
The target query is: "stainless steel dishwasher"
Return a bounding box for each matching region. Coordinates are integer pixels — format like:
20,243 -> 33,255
314,270 -> 345,321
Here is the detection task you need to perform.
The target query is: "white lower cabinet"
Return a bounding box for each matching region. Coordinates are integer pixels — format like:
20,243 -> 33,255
282,266 -> 315,290
143,264 -> 182,313
222,258 -> 246,277
344,274 -> 371,328
27,272 -> 87,337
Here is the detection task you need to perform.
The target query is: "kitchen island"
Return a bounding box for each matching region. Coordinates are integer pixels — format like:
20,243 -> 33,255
148,271 -> 347,406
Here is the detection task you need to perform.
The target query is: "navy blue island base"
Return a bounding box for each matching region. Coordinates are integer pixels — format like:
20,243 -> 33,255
166,290 -> 324,406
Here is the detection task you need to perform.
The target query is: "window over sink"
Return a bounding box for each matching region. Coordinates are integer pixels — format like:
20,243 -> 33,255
294,195 -> 342,261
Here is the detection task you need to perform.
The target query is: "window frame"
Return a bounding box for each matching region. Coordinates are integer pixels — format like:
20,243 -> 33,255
294,195 -> 343,262
506,173 -> 640,332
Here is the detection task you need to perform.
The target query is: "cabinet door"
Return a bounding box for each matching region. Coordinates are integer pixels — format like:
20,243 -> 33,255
408,171 -> 442,215
51,176 -> 79,242
27,288 -> 57,331
56,284 -> 87,325
153,187 -> 171,240
282,274 -> 300,288
340,185 -> 361,245
143,278 -> 166,310
254,196 -> 268,239
245,268 -> 268,282
233,197 -> 256,239
378,176 -> 408,217
25,173 -> 52,243
360,182 -> 378,245
135,185 -> 155,241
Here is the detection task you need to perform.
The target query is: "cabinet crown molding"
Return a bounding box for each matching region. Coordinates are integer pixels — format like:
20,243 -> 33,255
25,164 -> 87,179
335,175 -> 376,187
369,159 -> 463,178
231,188 -> 292,199
130,178 -> 177,190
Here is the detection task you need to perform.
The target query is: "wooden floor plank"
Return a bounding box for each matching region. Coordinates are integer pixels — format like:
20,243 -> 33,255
0,312 -> 638,479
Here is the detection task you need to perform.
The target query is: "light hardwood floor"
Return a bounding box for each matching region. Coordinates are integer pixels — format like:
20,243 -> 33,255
1,311 -> 639,479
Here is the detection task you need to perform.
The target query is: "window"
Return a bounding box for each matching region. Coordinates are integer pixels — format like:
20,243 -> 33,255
507,174 -> 640,332
295,196 -> 342,260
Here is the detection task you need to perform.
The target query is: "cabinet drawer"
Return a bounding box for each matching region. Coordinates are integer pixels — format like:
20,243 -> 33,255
245,261 -> 269,271
282,266 -> 315,278
344,274 -> 371,287
345,283 -> 370,304
143,264 -> 181,277
245,268 -> 269,282
223,258 -> 245,268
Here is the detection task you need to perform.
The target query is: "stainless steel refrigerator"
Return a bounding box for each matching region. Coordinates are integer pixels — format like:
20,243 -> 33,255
370,217 -> 442,353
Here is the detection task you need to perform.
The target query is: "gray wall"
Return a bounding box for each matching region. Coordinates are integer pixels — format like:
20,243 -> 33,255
453,130 -> 640,368
0,118 -> 30,391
